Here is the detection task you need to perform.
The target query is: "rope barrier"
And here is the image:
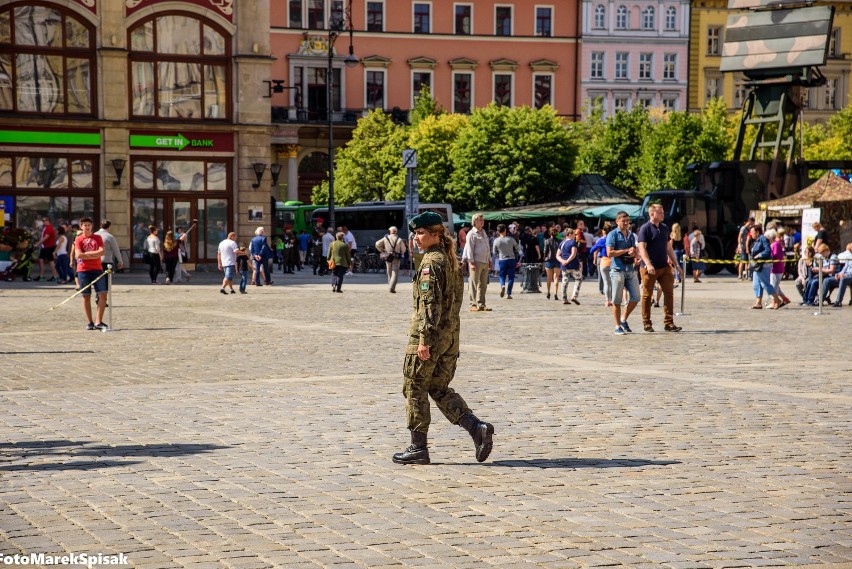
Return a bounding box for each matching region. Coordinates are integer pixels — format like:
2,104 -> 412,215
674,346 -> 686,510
683,256 -> 799,264
40,269 -> 112,316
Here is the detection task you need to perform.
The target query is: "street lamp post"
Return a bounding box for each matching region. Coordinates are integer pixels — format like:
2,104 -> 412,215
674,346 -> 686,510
326,2 -> 358,232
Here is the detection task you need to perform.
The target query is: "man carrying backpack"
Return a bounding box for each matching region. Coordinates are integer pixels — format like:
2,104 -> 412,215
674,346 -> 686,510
375,226 -> 407,293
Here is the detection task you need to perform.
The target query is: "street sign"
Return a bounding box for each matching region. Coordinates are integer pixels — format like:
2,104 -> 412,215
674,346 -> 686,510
129,133 -> 191,150
402,149 -> 417,169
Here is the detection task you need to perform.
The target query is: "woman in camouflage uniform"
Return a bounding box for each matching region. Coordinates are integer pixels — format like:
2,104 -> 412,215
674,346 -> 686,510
393,212 -> 494,465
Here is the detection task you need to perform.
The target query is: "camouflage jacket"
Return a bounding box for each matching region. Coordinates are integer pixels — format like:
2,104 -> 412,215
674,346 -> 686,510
407,246 -> 463,352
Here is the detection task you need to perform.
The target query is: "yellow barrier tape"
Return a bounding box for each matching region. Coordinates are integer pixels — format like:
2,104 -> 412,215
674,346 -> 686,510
683,257 -> 798,265
40,269 -> 112,316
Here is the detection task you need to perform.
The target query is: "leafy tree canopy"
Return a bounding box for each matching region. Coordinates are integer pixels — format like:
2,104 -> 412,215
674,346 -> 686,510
448,104 -> 577,210
312,109 -> 406,205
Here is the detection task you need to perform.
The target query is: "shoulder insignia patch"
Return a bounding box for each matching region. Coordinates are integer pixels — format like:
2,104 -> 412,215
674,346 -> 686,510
420,281 -> 430,291
421,267 -> 430,275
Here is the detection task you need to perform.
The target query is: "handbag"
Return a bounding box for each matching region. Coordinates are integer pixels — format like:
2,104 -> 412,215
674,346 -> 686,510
380,236 -> 397,261
328,243 -> 336,270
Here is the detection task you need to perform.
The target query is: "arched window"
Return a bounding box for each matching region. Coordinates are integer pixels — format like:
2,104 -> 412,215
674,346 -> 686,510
128,13 -> 230,120
616,6 -> 628,30
665,6 -> 677,31
0,3 -> 96,115
594,5 -> 606,29
642,6 -> 655,30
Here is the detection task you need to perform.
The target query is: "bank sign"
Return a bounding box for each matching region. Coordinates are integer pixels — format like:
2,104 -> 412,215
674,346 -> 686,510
129,131 -> 234,152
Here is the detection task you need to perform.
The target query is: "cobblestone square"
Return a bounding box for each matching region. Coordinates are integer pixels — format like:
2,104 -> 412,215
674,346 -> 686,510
0,270 -> 849,568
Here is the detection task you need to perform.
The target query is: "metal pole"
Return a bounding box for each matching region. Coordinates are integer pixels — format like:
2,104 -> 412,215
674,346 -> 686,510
676,254 -> 687,316
327,42 -> 335,232
107,269 -> 113,331
814,255 -> 824,316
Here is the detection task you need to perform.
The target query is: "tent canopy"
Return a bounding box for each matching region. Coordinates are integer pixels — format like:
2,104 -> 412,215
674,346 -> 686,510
460,174 -> 640,223
760,172 -> 852,215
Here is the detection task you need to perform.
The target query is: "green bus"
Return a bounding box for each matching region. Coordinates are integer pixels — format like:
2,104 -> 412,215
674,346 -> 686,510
273,201 -> 323,237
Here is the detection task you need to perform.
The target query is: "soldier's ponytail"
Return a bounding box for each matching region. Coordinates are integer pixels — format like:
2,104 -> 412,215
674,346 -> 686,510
426,224 -> 459,276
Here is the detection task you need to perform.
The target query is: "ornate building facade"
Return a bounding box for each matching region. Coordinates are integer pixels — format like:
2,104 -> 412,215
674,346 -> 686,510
0,0 -> 275,264
580,0 -> 691,117
268,0 -> 582,204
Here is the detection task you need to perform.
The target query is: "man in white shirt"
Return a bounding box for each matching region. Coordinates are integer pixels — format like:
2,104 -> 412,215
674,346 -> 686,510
321,227 -> 335,276
217,231 -> 239,294
342,225 -> 357,276
462,213 -> 492,311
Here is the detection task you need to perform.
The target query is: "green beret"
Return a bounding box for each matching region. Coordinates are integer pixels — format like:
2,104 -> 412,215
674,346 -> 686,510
409,211 -> 444,231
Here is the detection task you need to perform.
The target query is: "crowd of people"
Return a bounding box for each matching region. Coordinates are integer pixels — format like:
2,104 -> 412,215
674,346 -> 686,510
5,211 -> 849,333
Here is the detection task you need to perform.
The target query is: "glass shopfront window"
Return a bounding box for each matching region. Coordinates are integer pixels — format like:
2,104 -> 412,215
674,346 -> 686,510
131,158 -> 231,263
128,13 -> 230,120
0,153 -> 97,235
0,4 -> 96,115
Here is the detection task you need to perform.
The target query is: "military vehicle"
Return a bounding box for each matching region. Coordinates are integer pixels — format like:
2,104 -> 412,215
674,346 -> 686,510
639,0 -> 841,273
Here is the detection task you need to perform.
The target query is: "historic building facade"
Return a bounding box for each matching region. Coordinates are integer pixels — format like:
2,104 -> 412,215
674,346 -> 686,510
268,0 -> 582,203
580,0 -> 690,117
0,0 -> 275,264
687,0 -> 852,123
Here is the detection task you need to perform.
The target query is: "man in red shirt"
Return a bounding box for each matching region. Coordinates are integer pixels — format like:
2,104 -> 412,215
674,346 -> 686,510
34,216 -> 58,281
74,217 -> 108,330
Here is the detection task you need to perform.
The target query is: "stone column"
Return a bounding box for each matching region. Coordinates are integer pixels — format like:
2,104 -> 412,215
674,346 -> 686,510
285,145 -> 300,202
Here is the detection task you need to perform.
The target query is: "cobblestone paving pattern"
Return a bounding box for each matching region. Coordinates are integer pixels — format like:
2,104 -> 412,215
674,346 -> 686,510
0,270 -> 849,568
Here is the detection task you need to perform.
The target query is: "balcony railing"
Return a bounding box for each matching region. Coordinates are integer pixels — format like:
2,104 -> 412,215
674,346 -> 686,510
271,106 -> 410,125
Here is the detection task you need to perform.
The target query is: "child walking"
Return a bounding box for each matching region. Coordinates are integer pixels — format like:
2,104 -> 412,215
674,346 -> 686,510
236,246 -> 252,294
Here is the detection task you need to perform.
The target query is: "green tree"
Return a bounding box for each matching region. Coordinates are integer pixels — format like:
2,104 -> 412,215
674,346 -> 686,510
636,99 -> 732,196
403,113 -> 469,203
572,105 -> 650,193
408,85 -> 443,128
448,104 -> 577,210
311,109 -> 407,205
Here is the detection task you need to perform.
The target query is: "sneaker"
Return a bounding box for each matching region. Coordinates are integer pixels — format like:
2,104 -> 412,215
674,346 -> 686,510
33,276 -> 41,282
345,271 -> 353,276
240,290 -> 247,294
46,277 -> 55,282
571,297 -> 580,305
506,295 -> 512,300
230,289 -> 236,294
620,321 -> 632,333
500,285 -> 506,298
546,293 -> 551,299
469,306 -> 480,312
220,288 -> 227,295
86,322 -> 96,330
165,278 -> 171,284
643,324 -> 654,333
614,326 -> 626,335
664,324 -> 683,332
563,299 -> 570,304
94,322 -> 109,331
480,306 -> 492,311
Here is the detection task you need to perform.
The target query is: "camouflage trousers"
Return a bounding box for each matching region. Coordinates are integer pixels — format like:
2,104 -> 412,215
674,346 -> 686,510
402,350 -> 471,434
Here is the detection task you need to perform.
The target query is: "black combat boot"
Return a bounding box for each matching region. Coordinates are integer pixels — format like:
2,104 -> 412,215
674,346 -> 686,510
458,413 -> 494,463
392,430 -> 430,465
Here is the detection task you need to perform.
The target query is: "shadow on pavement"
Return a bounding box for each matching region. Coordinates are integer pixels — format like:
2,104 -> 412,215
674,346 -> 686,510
479,458 -> 682,469
0,351 -> 96,355
0,440 -> 229,471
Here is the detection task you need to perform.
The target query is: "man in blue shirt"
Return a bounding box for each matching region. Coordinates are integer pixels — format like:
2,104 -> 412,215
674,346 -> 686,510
556,228 -> 582,304
637,204 -> 682,332
606,212 -> 640,335
250,227 -> 274,286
